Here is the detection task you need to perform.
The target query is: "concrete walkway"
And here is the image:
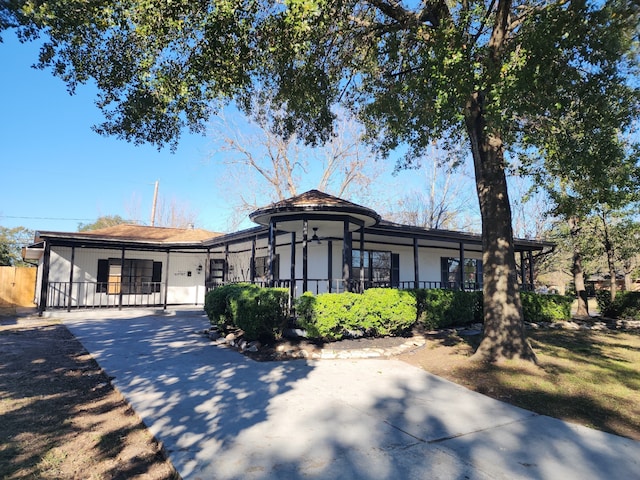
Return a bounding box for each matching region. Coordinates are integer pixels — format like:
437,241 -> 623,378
59,309 -> 640,480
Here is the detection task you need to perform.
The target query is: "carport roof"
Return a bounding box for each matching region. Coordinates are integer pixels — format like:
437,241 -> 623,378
33,224 -> 221,249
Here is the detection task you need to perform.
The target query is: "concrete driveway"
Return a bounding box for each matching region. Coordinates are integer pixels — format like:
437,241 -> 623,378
61,309 -> 640,480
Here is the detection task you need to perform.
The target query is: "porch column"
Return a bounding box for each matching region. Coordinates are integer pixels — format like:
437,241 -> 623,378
250,236 -> 256,283
458,242 -> 465,290
413,237 -> 420,288
206,248 -> 211,290
327,240 -> 333,293
342,220 -> 352,292
268,221 -> 276,287
118,247 -> 125,310
163,250 -> 170,310
359,225 -> 365,292
528,251 -> 534,289
302,219 -> 308,293
38,241 -> 51,315
67,245 -> 75,312
519,251 -> 526,289
290,231 -> 296,299
224,243 -> 229,282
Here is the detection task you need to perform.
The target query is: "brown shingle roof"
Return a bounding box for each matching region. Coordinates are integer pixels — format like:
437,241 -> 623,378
38,224 -> 221,244
266,189 -> 367,210
249,190 -> 381,226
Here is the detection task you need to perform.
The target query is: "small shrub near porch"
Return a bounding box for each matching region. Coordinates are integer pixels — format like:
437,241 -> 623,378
204,283 -> 289,341
296,288 -> 416,341
413,289 -> 483,330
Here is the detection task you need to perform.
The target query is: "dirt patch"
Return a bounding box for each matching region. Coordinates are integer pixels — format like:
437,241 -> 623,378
0,318 -> 179,480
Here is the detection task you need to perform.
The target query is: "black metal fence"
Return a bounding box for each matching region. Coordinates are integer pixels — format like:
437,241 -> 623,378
46,281 -> 164,310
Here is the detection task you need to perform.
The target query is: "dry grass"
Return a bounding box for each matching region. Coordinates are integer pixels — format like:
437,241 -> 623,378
399,327 -> 640,440
0,321 -> 179,480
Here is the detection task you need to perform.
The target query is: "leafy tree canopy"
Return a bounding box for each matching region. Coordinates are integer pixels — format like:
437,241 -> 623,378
2,1 -> 635,153
78,215 -> 128,232
0,226 -> 35,266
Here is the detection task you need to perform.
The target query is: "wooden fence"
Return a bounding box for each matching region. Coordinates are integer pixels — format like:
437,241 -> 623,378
0,266 -> 37,307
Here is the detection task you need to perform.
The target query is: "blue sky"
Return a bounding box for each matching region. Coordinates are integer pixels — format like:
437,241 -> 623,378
0,33 -> 427,238
0,32 -> 476,241
0,34 -> 234,235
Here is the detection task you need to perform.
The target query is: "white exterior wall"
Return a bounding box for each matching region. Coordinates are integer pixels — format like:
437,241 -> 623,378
44,246 -> 209,308
40,233 -> 486,309
165,251 -> 209,305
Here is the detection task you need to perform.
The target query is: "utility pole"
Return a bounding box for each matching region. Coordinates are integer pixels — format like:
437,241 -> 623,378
150,180 -> 159,227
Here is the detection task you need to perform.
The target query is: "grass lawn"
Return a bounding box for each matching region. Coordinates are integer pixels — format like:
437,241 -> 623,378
400,327 -> 640,440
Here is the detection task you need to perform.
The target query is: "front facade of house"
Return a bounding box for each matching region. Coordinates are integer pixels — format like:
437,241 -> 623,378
25,190 -> 552,313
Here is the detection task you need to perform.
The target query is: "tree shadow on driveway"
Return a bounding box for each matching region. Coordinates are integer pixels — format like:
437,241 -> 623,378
64,311 -> 640,480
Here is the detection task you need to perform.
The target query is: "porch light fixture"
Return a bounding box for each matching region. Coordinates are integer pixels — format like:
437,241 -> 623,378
197,264 -> 203,274
311,227 -> 322,244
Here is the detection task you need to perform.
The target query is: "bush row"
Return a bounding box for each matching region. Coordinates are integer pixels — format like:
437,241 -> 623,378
204,283 -> 289,341
595,290 -> 640,320
204,285 -> 575,342
296,288 -> 416,340
414,289 -> 483,330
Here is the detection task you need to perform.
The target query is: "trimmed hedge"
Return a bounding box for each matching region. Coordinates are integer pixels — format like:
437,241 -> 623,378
204,283 -> 289,341
596,290 -> 640,320
520,292 -> 573,322
413,289 -> 483,330
206,285 -> 575,343
296,288 -> 416,341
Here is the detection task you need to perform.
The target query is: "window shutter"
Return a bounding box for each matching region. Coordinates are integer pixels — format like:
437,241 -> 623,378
391,253 -> 400,288
97,259 -> 108,293
475,259 -> 483,286
152,262 -> 162,293
440,257 -> 449,287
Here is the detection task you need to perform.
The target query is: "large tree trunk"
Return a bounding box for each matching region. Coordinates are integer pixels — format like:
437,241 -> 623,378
623,260 -> 633,291
600,212 -> 617,301
465,91 -> 536,363
568,217 -> 589,317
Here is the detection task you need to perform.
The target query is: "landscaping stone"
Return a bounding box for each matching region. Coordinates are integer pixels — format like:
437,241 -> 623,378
200,318 -> 640,361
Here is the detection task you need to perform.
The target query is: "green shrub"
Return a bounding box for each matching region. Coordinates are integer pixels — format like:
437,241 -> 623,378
520,292 -> 573,322
204,283 -> 253,328
204,284 -> 289,341
296,291 -> 361,340
355,288 -> 417,336
296,289 -> 417,341
596,290 -> 640,320
235,287 -> 289,341
413,289 -> 481,330
595,289 -> 615,317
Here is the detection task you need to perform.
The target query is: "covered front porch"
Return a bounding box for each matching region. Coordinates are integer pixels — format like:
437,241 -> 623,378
202,191 -> 548,300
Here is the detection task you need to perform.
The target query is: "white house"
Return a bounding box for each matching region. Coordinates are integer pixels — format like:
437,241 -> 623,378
25,190 -> 552,313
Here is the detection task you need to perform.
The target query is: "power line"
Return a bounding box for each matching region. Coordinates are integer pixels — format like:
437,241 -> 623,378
2,215 -> 94,221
